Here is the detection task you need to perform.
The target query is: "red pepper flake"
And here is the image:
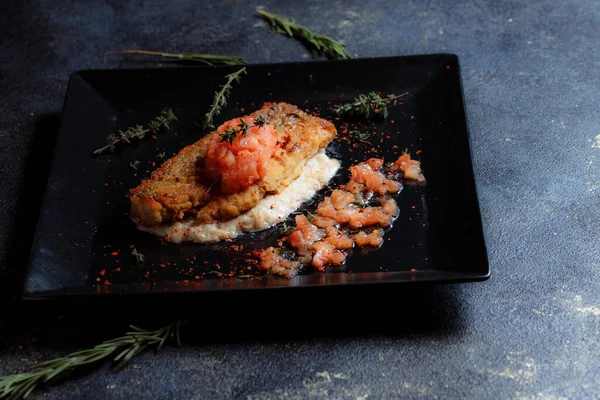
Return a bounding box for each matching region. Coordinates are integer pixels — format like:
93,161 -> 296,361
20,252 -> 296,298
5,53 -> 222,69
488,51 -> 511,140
115,268 -> 121,272
99,269 -> 105,276
416,150 -> 422,155
151,135 -> 157,139
422,223 -> 427,227
96,277 -> 101,282
104,280 -> 111,285
445,65 -> 451,70
110,251 -> 118,256
159,263 -> 166,268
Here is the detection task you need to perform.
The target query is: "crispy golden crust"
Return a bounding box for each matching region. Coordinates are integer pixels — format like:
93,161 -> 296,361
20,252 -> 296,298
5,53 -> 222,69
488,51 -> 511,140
129,102 -> 337,227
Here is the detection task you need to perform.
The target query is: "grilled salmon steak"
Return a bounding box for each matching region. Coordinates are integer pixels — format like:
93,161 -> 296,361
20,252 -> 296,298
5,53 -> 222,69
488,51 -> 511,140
129,102 -> 337,227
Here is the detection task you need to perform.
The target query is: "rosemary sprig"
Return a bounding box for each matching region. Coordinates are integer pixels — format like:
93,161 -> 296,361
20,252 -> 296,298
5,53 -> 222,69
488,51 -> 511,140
350,130 -> 372,145
219,116 -> 267,145
93,109 -> 177,155
131,248 -> 145,263
130,160 -> 140,170
0,322 -> 181,400
203,67 -> 247,130
106,50 -> 245,65
292,209 -> 316,221
258,9 -> 351,59
334,92 -> 408,119
155,152 -> 166,159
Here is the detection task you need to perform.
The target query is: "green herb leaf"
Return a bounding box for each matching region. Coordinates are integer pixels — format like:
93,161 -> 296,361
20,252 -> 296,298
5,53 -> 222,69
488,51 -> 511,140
258,9 -> 351,59
106,50 -> 245,65
350,130 -> 372,145
280,221 -> 295,235
254,115 -> 266,127
94,109 -> 177,155
131,248 -> 145,263
218,117 -> 269,145
0,322 -> 181,400
333,92 -> 408,120
203,67 -> 247,130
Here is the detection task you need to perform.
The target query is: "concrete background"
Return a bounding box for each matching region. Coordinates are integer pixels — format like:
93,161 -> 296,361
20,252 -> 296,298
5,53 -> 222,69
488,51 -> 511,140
1,0 -> 599,398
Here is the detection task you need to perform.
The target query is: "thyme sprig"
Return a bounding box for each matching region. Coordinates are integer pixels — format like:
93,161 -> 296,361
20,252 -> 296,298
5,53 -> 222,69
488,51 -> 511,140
203,67 -> 247,130
0,322 -> 182,400
106,50 -> 245,65
350,130 -> 372,145
131,248 -> 145,263
219,116 -> 266,145
293,209 -> 316,221
334,92 -> 408,119
258,9 -> 351,59
93,109 -> 177,155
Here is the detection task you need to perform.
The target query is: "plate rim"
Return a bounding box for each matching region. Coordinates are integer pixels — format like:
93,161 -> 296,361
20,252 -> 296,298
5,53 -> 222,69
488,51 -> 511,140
21,53 -> 490,299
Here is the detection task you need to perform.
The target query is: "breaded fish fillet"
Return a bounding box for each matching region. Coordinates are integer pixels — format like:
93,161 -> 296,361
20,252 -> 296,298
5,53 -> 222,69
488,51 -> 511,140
129,102 -> 337,227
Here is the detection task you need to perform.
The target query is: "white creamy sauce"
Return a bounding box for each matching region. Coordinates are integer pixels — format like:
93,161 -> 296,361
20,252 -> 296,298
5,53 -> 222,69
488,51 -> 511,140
138,151 -> 340,243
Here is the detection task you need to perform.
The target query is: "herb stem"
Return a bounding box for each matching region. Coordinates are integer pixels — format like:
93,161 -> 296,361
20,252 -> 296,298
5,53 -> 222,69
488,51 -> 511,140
0,322 -> 182,400
93,129 -> 148,155
107,50 -> 246,65
258,9 -> 351,59
334,92 -> 408,119
203,67 -> 247,130
93,109 -> 177,155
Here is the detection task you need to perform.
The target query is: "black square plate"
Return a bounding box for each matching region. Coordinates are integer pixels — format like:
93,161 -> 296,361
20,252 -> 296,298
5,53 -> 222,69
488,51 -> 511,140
22,54 -> 489,298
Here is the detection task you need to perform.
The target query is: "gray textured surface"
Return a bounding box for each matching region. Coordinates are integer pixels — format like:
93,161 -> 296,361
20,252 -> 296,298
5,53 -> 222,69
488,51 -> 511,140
1,0 -> 600,399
